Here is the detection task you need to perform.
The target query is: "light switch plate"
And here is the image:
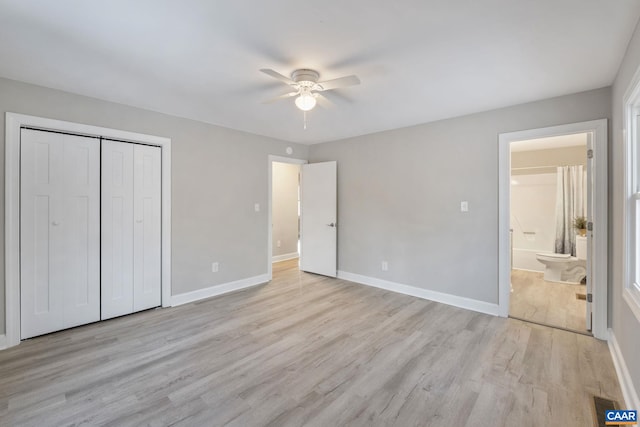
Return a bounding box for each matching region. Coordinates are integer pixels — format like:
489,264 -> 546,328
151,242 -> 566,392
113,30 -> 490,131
460,201 -> 469,212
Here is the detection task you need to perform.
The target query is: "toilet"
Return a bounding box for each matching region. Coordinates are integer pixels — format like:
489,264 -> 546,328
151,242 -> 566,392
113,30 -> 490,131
535,235 -> 587,283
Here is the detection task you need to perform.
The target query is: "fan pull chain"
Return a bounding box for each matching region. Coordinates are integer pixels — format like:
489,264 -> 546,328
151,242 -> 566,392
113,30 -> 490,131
303,111 -> 307,130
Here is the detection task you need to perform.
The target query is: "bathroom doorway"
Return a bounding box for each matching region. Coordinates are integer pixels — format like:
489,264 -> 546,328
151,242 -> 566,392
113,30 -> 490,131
498,120 -> 608,339
509,134 -> 589,333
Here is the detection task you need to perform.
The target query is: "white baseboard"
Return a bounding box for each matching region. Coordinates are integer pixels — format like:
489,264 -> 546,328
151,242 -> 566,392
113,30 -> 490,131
608,329 -> 640,410
0,334 -> 6,350
272,252 -> 299,263
171,274 -> 270,306
337,271 -> 500,316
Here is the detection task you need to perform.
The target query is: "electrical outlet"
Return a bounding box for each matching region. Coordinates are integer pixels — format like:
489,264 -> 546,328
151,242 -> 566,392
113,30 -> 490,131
381,261 -> 388,271
211,262 -> 219,273
254,203 -> 260,212
460,201 -> 469,212
276,240 -> 281,248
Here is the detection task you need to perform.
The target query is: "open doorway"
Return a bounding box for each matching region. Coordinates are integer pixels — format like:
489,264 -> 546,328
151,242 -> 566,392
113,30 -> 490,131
498,119 -> 608,340
272,161 -> 302,263
267,156 -> 307,279
268,156 -> 338,280
508,134 -> 589,333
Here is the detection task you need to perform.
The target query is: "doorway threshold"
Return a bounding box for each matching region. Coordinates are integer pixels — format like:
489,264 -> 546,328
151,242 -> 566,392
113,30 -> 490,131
508,315 -> 593,337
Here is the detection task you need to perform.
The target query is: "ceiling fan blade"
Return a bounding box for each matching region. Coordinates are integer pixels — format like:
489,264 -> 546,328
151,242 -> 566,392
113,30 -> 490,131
260,69 -> 295,86
317,75 -> 360,91
314,93 -> 334,109
261,91 -> 298,104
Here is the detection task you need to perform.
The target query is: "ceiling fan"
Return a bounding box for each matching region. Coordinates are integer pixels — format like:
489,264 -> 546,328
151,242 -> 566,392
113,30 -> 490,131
260,68 -> 360,112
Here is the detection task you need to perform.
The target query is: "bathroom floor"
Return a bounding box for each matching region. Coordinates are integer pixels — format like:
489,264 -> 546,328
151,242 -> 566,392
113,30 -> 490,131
509,269 -> 588,333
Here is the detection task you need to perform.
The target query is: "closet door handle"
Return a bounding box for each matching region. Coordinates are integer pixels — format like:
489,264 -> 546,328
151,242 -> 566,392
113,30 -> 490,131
52,221 -> 60,226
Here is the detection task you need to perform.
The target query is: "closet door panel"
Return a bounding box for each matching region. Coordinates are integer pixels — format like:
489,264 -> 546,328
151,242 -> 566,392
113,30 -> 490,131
101,141 -> 135,320
20,129 -> 100,339
62,138 -> 101,328
21,130 -> 63,338
133,144 -> 162,311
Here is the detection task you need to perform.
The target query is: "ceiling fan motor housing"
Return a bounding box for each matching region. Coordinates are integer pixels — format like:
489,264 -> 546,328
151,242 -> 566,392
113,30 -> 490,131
291,69 -> 319,85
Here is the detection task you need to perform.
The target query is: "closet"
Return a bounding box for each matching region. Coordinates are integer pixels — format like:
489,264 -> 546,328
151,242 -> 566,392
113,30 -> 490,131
20,128 -> 162,339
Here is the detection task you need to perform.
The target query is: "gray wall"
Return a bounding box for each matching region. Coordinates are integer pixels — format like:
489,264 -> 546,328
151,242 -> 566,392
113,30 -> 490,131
272,162 -> 300,257
0,77 -> 309,335
0,76 -> 617,340
611,19 -> 640,403
308,87 -> 611,304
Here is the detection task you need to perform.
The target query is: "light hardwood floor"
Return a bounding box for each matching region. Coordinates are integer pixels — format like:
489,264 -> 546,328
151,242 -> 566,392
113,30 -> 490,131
0,259 -> 622,426
510,269 -> 587,333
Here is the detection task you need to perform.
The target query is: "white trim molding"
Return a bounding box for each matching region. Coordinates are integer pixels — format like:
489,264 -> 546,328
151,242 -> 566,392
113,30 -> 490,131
272,252 -> 299,263
4,112 -> 172,348
608,329 -> 640,410
171,274 -> 270,306
0,335 -> 7,350
337,271 -> 500,316
622,63 -> 640,322
498,119 -> 608,340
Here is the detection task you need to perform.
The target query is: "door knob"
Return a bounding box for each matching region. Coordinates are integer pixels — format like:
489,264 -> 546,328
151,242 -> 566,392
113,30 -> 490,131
327,222 -> 336,227
52,221 -> 60,226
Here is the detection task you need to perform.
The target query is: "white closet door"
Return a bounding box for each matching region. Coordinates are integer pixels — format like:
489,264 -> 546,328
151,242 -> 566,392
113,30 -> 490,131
102,142 -> 161,317
133,144 -> 162,311
21,129 -> 100,339
101,141 -> 135,320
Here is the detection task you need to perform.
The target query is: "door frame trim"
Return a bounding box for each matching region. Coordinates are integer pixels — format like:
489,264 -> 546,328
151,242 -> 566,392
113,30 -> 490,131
267,155 -> 307,280
5,112 -> 172,348
497,119 -> 608,339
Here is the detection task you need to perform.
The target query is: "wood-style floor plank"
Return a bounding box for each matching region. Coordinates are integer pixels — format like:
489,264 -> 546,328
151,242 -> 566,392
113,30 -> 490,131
509,269 -> 587,333
0,259 -> 622,426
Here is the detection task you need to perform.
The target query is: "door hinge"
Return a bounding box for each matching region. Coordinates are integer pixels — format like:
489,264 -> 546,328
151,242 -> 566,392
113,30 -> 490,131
587,149 -> 593,159
587,293 -> 593,303
587,221 -> 593,231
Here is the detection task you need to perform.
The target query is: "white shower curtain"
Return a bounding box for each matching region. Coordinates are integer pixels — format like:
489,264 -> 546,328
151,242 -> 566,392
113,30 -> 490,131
554,165 -> 585,256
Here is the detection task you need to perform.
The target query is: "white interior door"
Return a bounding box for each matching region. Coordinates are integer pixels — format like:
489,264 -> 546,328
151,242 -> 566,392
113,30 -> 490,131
20,129 -> 100,339
133,144 -> 162,311
586,133 -> 594,331
300,161 -> 337,277
102,140 -> 135,319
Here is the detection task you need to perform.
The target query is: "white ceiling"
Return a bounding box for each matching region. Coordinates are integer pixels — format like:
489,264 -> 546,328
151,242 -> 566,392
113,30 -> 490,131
0,1 -> 639,144
510,133 -> 587,152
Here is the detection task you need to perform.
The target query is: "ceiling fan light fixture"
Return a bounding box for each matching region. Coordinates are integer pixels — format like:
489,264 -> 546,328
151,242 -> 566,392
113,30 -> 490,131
260,68 -> 360,114
295,92 -> 317,111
